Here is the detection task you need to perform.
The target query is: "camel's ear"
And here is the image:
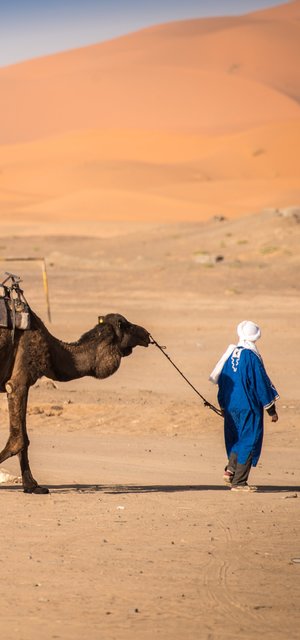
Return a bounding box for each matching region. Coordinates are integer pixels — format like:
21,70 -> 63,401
98,316 -> 105,324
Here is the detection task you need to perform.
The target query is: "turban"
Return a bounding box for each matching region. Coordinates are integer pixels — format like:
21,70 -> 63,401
237,321 -> 261,343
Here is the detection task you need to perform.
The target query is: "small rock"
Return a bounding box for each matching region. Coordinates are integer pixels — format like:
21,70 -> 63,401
0,468 -> 22,484
43,379 -> 58,389
30,406 -> 44,415
194,253 -> 221,266
276,206 -> 300,221
213,215 -> 227,222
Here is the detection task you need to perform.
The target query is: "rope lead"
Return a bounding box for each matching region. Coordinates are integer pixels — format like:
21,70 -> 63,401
149,335 -> 223,417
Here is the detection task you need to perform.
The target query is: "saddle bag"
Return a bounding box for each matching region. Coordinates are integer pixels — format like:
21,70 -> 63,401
0,285 -> 31,331
0,297 -> 9,327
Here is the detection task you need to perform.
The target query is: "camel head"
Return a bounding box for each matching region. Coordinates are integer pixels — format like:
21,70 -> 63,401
98,313 -> 150,356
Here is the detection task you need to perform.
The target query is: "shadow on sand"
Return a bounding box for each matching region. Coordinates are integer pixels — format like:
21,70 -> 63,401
0,483 -> 299,494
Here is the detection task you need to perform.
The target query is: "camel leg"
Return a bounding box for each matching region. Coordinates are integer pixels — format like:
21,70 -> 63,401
0,382 -> 49,494
0,385 -> 27,463
18,447 -> 49,494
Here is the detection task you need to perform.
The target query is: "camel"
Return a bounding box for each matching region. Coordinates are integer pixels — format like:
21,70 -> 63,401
0,306 -> 150,494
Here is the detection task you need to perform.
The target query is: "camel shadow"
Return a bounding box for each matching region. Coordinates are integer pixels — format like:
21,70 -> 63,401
0,483 -> 299,494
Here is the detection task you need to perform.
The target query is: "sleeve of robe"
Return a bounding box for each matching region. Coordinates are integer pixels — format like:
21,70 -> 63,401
247,352 -> 279,410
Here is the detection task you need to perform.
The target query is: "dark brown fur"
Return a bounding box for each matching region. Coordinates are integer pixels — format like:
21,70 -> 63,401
0,311 -> 150,493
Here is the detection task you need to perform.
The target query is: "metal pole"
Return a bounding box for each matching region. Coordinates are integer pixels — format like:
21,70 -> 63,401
41,259 -> 51,323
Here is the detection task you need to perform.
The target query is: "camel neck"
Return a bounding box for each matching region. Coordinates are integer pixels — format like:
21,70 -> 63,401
47,336 -> 96,382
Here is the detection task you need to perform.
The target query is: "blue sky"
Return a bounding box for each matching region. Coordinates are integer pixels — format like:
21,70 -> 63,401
0,0 -> 290,67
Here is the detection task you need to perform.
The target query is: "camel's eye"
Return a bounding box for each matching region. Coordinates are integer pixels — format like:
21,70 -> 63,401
118,319 -> 128,332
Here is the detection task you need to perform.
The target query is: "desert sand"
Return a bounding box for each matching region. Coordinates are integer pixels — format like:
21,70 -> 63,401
0,1 -> 300,638
0,211 -> 300,640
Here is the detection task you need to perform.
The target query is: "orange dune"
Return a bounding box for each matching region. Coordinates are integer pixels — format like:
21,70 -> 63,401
1,120 -> 299,221
0,1 -> 299,222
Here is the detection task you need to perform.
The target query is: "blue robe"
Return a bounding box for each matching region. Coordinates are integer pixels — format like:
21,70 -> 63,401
217,347 -> 279,466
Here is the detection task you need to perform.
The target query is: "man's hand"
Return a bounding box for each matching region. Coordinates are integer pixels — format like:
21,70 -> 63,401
266,404 -> 278,422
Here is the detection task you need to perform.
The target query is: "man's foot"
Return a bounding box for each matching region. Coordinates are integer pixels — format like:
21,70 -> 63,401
223,470 -> 234,484
231,484 -> 257,492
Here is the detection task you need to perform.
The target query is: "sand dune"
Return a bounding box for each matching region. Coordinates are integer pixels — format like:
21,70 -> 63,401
1,62 -> 298,143
0,1 -> 299,221
1,119 -> 299,221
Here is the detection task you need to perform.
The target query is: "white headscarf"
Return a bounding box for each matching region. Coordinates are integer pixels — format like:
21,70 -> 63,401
237,320 -> 261,352
209,320 -> 261,384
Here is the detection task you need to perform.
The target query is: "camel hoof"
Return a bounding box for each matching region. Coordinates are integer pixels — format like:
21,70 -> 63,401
24,486 -> 50,494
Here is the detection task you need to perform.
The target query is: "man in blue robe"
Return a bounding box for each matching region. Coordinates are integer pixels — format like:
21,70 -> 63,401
209,321 -> 279,492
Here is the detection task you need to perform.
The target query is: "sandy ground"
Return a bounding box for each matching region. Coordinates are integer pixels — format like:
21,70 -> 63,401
0,212 -> 299,639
